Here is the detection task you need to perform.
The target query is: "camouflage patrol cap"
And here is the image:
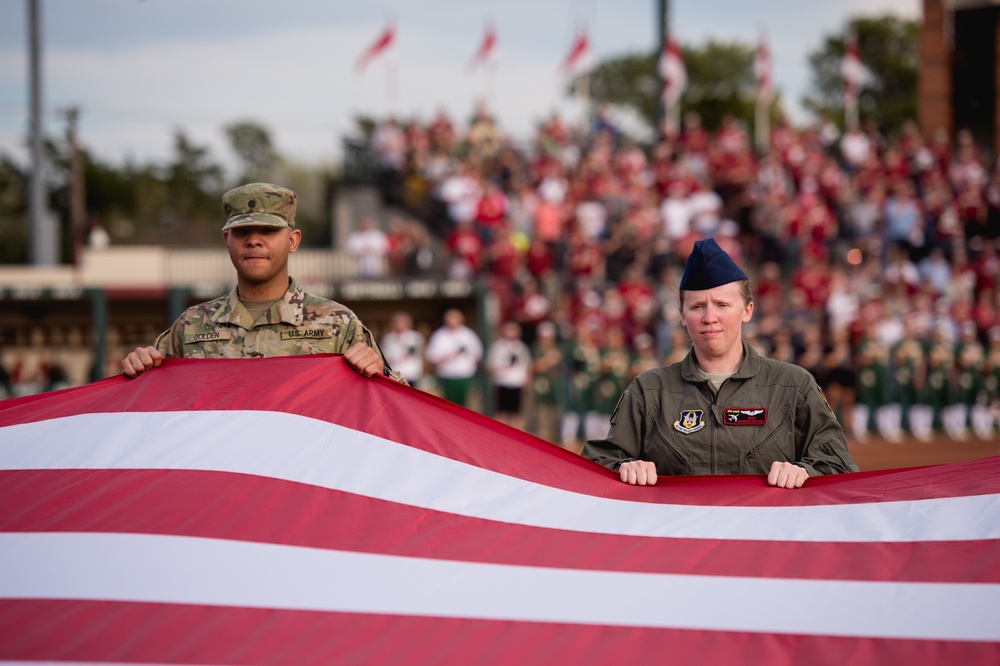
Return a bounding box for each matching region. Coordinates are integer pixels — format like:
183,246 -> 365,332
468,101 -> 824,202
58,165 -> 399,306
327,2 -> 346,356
222,183 -> 297,231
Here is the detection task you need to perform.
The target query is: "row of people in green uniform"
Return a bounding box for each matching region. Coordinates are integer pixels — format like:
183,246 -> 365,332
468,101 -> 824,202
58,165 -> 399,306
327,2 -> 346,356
852,322 -> 1000,441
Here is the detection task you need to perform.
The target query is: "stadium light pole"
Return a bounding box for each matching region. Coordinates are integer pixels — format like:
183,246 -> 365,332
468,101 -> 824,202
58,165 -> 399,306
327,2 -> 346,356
656,0 -> 670,137
28,0 -> 58,266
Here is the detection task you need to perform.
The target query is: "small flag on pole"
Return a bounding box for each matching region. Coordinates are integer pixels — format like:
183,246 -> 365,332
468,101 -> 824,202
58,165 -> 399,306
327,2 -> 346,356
755,33 -> 773,152
841,31 -> 864,127
659,36 -> 687,109
355,22 -> 395,74
559,25 -> 593,78
469,21 -> 498,71
755,35 -> 773,105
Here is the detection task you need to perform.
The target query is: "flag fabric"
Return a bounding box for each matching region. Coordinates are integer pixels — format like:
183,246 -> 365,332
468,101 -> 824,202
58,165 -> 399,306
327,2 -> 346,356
841,32 -> 864,108
755,35 -> 773,105
468,22 -> 498,71
754,33 -> 773,152
559,26 -> 593,78
1,355 -> 999,664
659,36 -> 687,109
355,23 -> 395,73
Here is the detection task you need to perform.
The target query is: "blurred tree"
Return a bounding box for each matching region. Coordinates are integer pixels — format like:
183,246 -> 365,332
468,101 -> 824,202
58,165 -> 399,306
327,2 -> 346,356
578,52 -> 658,132
164,129 -> 224,233
803,15 -> 918,133
43,138 -> 74,263
0,124 -> 340,260
576,40 -> 762,136
682,41 -> 758,132
0,156 -> 28,263
225,120 -> 278,183
279,162 -> 332,247
353,114 -> 378,139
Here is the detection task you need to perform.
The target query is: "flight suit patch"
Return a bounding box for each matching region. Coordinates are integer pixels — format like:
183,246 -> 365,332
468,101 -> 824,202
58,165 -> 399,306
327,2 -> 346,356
724,408 -> 767,425
674,409 -> 705,434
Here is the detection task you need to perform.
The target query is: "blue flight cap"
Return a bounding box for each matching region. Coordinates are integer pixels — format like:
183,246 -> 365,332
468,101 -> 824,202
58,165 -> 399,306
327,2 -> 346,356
680,238 -> 748,290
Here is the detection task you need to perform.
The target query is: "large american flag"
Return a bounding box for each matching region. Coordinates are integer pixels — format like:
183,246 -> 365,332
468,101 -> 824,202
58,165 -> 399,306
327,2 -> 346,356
1,355 -> 998,663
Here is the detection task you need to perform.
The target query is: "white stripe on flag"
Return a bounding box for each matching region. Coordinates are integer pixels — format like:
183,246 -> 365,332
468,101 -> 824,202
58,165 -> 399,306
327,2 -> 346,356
2,412 -> 999,543
1,532 -> 998,642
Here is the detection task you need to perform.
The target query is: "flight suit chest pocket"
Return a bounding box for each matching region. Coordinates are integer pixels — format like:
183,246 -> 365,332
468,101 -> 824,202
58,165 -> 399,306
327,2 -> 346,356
741,407 -> 793,471
649,417 -> 694,475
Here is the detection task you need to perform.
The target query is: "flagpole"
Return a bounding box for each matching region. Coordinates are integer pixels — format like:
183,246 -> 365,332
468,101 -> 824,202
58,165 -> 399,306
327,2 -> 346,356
843,30 -> 860,130
657,0 -> 669,136
668,100 -> 680,139
756,98 -> 768,154
387,60 -> 398,117
755,32 -> 771,155
576,71 -> 590,126
486,64 -> 495,115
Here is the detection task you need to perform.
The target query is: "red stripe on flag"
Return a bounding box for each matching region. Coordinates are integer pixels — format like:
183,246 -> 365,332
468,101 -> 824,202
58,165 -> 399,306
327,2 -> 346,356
2,469 -> 997,584
2,356 -> 1000,662
2,599 -> 997,665
2,356 -> 998,506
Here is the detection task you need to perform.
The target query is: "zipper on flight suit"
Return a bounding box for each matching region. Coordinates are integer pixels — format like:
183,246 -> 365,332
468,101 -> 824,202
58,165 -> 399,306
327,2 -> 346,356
707,378 -> 729,475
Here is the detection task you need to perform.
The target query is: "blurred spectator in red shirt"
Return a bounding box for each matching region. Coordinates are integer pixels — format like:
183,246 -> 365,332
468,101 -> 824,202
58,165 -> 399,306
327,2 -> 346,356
444,218 -> 483,279
511,275 -> 552,346
475,180 -> 509,243
524,232 -> 555,281
565,225 -> 604,283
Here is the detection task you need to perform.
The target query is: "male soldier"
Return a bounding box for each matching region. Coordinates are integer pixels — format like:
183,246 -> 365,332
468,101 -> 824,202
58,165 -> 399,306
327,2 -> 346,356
120,182 -> 405,383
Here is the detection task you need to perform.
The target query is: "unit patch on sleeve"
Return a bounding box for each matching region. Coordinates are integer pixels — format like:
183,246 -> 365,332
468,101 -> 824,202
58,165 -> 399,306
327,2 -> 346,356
724,408 -> 767,426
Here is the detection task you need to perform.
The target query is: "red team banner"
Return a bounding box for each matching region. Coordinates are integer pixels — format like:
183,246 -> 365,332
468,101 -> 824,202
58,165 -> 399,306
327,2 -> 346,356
0,355 -> 998,663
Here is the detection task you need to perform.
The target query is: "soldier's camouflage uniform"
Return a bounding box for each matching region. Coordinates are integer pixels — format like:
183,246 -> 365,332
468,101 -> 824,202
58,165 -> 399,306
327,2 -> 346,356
153,278 -> 406,384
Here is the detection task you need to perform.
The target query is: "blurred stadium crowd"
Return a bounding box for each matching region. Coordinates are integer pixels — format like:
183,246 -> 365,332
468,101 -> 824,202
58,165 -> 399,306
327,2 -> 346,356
359,104 -> 1000,448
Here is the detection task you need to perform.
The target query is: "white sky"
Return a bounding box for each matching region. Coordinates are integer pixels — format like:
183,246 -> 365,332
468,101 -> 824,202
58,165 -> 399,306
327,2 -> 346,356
0,0 -> 919,176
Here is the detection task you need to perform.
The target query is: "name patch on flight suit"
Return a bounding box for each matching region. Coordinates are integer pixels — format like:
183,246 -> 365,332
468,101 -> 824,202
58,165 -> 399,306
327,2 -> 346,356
674,410 -> 705,434
724,408 -> 767,426
185,330 -> 233,343
280,328 -> 333,340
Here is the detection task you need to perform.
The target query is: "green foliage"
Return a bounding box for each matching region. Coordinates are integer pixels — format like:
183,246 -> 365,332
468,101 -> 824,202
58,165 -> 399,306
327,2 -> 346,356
85,155 -> 137,217
681,41 -> 759,132
576,40 -> 764,136
0,157 -> 28,263
279,162 -> 333,247
580,16 -> 917,139
225,120 -> 278,183
353,114 -> 378,139
584,52 -> 660,131
0,122 -> 340,262
161,130 -> 225,236
803,15 -> 918,132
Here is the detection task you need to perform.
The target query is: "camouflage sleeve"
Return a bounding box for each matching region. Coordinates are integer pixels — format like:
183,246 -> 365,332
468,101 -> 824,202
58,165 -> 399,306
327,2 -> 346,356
153,322 -> 183,358
341,315 -> 409,385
